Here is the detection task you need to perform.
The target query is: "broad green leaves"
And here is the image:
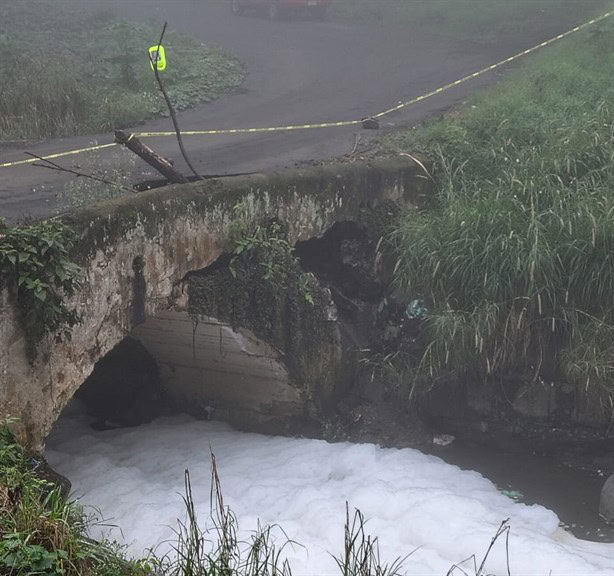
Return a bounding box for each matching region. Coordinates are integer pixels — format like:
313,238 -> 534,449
0,220 -> 84,360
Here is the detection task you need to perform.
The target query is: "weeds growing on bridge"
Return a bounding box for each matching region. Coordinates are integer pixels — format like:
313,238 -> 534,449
387,16 -> 614,408
55,148 -> 138,211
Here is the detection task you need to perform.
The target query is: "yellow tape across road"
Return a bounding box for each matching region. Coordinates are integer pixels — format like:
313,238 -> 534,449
373,9 -> 613,119
1,9 -> 612,170
1,143 -> 118,169
137,119 -> 361,138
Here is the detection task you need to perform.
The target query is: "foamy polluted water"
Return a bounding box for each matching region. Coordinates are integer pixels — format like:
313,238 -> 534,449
46,404 -> 613,576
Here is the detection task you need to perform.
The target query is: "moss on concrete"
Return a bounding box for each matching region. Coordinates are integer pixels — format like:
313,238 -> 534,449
61,158 -> 422,265
188,221 -> 341,408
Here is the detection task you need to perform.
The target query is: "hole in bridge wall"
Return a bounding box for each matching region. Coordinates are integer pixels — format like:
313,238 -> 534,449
294,221 -> 390,354
50,313 -> 299,439
294,221 -> 384,303
73,336 -> 167,430
294,221 -> 420,416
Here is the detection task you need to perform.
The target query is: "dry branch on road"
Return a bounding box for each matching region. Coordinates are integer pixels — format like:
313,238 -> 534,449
114,130 -> 188,184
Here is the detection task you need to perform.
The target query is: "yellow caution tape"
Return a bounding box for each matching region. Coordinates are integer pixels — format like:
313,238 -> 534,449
372,10 -> 613,119
135,119 -> 361,138
1,143 -> 118,168
1,10 -> 611,170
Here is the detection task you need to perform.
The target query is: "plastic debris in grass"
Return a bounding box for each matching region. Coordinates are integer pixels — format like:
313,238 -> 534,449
406,299 -> 428,319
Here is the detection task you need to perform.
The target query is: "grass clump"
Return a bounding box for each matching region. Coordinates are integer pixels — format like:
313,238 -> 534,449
134,453 -> 409,576
0,420 -> 146,575
55,148 -> 138,212
386,17 -> 614,406
334,504 -> 407,576
331,0 -> 608,40
0,1 -> 244,141
151,456 -> 295,576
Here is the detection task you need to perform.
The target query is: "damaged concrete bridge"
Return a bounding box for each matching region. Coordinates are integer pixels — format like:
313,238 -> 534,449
0,158 -> 428,450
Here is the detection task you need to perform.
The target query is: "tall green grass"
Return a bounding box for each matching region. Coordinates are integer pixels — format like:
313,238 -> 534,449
0,421 -> 145,575
152,456 -> 295,576
387,17 -> 614,404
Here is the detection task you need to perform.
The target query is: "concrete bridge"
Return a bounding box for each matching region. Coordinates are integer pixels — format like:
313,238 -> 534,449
0,158 -> 425,450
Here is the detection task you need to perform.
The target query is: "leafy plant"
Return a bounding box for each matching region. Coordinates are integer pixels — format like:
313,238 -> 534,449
2,536 -> 69,574
230,215 -> 315,308
0,220 -> 84,359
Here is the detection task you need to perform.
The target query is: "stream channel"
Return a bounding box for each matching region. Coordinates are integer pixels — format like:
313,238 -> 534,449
45,401 -> 614,575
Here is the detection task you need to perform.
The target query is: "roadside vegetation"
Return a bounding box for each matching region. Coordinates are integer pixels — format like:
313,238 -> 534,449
385,15 -> 614,405
56,149 -> 138,211
0,421 -> 148,575
331,0 -> 608,40
0,1 -> 244,141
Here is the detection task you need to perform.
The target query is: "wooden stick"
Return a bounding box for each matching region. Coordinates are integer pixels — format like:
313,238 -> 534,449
150,23 -> 203,180
114,130 -> 188,184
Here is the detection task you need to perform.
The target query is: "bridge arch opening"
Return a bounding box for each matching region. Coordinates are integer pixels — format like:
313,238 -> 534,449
60,218 -> 387,437
72,336 -> 165,430
51,313 -> 306,438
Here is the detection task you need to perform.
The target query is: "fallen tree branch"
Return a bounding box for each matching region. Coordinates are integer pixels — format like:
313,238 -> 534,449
150,22 -> 203,181
114,130 -> 188,184
25,152 -> 135,193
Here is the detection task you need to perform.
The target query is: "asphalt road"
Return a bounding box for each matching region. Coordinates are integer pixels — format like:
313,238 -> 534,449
0,1 -> 597,222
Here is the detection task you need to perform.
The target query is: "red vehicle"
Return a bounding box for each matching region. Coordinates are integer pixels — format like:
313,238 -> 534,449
230,0 -> 332,20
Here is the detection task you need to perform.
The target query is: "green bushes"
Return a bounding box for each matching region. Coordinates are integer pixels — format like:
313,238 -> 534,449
387,18 -> 614,400
0,2 -> 244,140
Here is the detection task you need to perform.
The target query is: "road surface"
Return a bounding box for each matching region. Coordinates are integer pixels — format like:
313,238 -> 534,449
0,0 -> 597,221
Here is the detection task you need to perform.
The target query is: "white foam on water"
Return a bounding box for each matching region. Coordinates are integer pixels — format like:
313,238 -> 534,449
45,406 -> 614,576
